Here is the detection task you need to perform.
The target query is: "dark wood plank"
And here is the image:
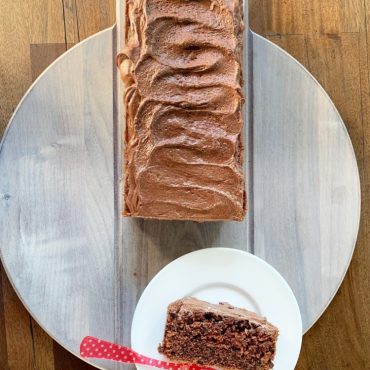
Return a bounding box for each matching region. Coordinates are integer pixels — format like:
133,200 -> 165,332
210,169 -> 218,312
362,4 -> 370,287
75,0 -> 116,39
63,0 -> 80,47
2,266 -> 34,370
27,0 -> 65,44
30,43 -> 67,81
250,0 -> 364,35
0,266 -> 8,370
0,1 -> 33,137
304,0 -> 342,35
31,320 -> 55,370
250,0 -> 306,35
265,35 -> 308,66
339,0 -> 364,32
53,342 -> 93,370
305,34 -> 364,156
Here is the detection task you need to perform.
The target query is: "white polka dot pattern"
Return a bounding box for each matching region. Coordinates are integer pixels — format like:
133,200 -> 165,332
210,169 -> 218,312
80,336 -> 214,370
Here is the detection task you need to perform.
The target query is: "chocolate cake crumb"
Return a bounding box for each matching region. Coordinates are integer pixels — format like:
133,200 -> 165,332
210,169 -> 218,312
159,298 -> 279,370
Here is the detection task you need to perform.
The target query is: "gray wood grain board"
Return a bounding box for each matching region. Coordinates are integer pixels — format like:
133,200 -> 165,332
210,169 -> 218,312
251,33 -> 360,329
0,28 -> 116,369
0,1 -> 361,369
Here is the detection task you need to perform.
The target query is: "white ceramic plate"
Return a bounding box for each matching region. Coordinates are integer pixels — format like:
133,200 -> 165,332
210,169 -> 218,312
131,248 -> 302,370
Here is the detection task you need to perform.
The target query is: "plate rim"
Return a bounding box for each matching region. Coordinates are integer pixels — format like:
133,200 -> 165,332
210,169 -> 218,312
131,247 -> 303,370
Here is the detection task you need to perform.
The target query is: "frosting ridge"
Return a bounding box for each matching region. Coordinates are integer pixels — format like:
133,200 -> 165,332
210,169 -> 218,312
119,0 -> 246,221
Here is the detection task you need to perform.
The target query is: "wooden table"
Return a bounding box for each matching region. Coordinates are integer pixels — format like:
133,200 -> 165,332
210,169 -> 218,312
0,1 -> 368,369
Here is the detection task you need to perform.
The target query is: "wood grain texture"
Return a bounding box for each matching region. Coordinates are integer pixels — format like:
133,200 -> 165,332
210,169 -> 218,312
53,342 -> 91,370
0,2 -> 67,369
0,1 -> 367,370
2,267 -> 34,370
252,31 -> 359,330
250,1 -> 370,368
0,266 -> 8,370
0,25 -> 116,368
75,0 -> 116,40
0,2 -> 115,370
31,319 -> 55,370
30,43 -> 67,81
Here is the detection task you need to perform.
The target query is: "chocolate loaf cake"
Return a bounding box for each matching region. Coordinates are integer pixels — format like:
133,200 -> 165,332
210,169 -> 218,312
159,298 -> 279,370
118,0 -> 246,221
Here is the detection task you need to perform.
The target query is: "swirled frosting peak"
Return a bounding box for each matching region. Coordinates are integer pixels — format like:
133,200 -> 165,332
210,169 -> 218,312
118,0 -> 246,221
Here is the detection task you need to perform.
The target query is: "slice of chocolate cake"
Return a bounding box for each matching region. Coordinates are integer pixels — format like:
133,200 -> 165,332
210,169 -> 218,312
158,298 -> 279,370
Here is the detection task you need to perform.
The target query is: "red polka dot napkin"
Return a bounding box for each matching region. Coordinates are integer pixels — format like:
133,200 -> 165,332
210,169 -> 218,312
80,336 -> 214,370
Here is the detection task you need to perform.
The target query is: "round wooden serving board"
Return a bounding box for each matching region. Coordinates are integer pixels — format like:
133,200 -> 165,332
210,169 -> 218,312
0,1 -> 360,369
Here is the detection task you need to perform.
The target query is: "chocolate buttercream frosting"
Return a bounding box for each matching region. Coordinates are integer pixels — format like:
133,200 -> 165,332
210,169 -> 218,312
118,0 -> 246,221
